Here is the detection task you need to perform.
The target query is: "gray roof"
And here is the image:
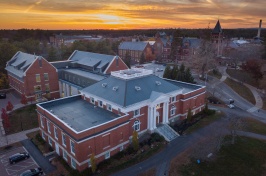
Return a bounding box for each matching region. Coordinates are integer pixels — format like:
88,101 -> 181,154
5,51 -> 40,78
39,95 -> 119,132
119,42 -> 148,51
165,79 -> 203,94
82,75 -> 183,107
182,38 -> 202,48
50,61 -> 71,69
68,50 -> 114,69
212,20 -> 222,34
64,69 -> 106,81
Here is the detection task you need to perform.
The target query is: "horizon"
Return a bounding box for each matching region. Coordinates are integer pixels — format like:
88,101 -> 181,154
0,0 -> 265,30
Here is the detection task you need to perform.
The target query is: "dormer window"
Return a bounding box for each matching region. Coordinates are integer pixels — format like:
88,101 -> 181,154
112,86 -> 119,91
102,83 -> 107,87
135,86 -> 141,91
90,97 -> 95,104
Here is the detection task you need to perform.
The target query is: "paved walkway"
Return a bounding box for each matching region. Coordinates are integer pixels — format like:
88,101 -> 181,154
0,128 -> 39,147
236,131 -> 266,141
218,66 -> 264,112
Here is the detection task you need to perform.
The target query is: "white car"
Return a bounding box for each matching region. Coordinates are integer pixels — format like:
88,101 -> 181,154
228,104 -> 235,109
156,68 -> 163,72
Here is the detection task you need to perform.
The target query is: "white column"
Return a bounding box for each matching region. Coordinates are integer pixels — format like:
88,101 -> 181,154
163,102 -> 166,123
153,106 -> 156,128
165,102 -> 169,123
59,81 -> 62,97
148,107 -> 151,130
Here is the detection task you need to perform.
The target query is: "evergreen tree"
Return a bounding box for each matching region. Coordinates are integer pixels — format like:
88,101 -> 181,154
124,51 -> 131,68
176,63 -> 185,81
163,65 -> 172,79
47,46 -> 58,61
170,29 -> 182,61
90,153 -> 97,173
171,65 -> 179,80
184,67 -> 195,83
132,130 -> 139,151
0,73 -> 9,89
139,53 -> 146,64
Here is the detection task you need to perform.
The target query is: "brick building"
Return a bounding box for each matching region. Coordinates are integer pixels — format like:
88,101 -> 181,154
5,51 -> 59,102
212,20 -> 223,56
37,68 -> 206,171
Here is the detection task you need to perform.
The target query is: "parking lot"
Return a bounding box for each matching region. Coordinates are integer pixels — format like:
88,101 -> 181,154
0,89 -> 21,111
0,146 -> 40,176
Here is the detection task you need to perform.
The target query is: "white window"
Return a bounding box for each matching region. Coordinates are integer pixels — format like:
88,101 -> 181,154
71,158 -> 76,169
134,109 -> 140,117
44,73 -> 49,81
105,151 -> 110,159
133,120 -> 140,131
47,121 -> 51,133
62,133 -> 66,146
48,137 -> 52,146
171,96 -> 176,102
36,74 -> 41,82
88,159 -> 91,167
170,105 -> 176,116
42,131 -> 45,140
54,127 -> 58,140
91,97 -> 95,104
106,104 -> 112,111
120,145 -> 124,152
40,116 -> 44,128
70,140 -> 75,155
98,100 -> 103,107
63,150 -> 68,161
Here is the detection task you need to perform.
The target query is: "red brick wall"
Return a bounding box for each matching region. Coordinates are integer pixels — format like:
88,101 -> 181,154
24,58 -> 59,101
105,57 -> 128,74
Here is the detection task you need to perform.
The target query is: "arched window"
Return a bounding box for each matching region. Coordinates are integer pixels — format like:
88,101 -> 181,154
133,120 -> 140,131
170,105 -> 176,116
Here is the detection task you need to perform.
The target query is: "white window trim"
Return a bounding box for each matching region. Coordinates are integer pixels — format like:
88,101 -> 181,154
70,140 -> 75,155
41,116 -> 44,128
62,133 -> 66,147
44,73 -> 49,81
42,131 -> 45,140
170,106 -> 176,116
90,97 -> 95,104
133,120 -> 140,131
88,158 -> 91,167
47,121 -> 51,133
71,158 -> 76,169
63,150 -> 68,161
107,104 -> 112,111
54,127 -> 58,140
133,109 -> 140,117
98,100 -> 103,107
171,96 -> 176,103
120,145 -> 124,152
36,74 -> 41,82
48,137 -> 52,146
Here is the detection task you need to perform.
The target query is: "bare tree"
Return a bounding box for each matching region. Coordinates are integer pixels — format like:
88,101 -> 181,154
228,116 -> 244,144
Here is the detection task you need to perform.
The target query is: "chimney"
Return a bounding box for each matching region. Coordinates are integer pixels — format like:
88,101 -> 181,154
257,19 -> 262,38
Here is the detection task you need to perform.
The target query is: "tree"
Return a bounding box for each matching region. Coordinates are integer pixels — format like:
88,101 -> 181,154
204,102 -> 208,113
124,51 -> 131,68
139,53 -> 146,64
22,38 -> 40,54
187,108 -> 192,123
0,73 -> 9,89
132,130 -> 139,151
0,41 -> 19,73
170,30 -> 182,61
241,59 -> 263,82
20,94 -> 28,105
90,153 -> 97,173
228,116 -> 243,144
176,63 -> 185,81
184,67 -> 195,83
163,65 -> 172,79
47,46 -> 58,61
171,65 -> 179,80
6,101 -> 13,111
1,108 -> 10,129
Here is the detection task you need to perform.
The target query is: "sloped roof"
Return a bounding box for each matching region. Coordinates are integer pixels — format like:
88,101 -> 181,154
182,38 -> 202,48
81,74 -> 182,107
212,20 -> 222,33
5,51 -> 40,78
119,42 -> 148,51
68,50 -> 115,69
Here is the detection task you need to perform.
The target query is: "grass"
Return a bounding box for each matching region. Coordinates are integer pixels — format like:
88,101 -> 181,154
6,104 -> 38,135
175,136 -> 266,176
242,117 -> 266,136
208,70 -> 222,80
184,112 -> 222,134
138,168 -> 156,176
224,78 -> 256,105
226,69 -> 258,87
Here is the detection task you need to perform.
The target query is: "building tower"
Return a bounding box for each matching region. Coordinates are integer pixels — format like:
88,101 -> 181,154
257,19 -> 262,39
211,20 -> 223,56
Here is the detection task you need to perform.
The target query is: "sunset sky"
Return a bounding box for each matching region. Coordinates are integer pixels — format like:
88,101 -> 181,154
0,0 -> 265,29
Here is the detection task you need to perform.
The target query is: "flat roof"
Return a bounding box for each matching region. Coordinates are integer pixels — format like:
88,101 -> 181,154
39,96 -> 119,132
165,79 -> 203,93
64,69 -> 106,81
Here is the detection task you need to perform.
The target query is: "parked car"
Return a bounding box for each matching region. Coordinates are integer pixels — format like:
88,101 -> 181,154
9,152 -> 30,164
0,92 -> 6,99
20,168 -> 43,176
156,68 -> 163,72
228,104 -> 235,109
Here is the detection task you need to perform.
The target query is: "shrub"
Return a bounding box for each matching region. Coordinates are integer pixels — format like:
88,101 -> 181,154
35,133 -> 46,145
124,145 -> 135,155
150,133 -> 164,143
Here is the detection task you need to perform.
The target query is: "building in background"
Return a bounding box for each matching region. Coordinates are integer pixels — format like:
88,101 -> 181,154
212,20 -> 223,56
5,51 -> 59,102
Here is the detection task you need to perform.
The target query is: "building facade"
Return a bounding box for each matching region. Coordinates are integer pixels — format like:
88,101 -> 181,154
37,68 -> 206,171
6,51 -> 59,102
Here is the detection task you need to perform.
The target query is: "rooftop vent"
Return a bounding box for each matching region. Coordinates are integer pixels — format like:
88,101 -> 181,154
66,66 -> 68,69
113,86 -> 119,91
102,83 -> 107,87
135,86 -> 141,91
155,81 -> 161,85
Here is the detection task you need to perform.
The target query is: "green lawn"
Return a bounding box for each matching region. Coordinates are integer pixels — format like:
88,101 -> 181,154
6,104 -> 38,135
243,117 -> 266,136
226,69 -> 257,87
224,78 -> 256,105
208,70 -> 222,80
176,136 -> 266,176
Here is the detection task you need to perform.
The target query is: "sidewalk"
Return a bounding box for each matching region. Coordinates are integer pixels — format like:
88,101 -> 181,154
236,131 -> 266,141
0,128 -> 39,147
218,66 -> 264,112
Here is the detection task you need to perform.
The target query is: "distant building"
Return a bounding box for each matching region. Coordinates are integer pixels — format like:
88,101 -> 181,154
6,51 -> 59,102
51,50 -> 128,98
181,38 -> 202,59
212,20 -> 223,56
37,68 -> 206,171
118,41 -> 153,64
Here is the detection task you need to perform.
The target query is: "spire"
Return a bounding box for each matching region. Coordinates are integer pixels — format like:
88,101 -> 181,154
212,20 -> 222,34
